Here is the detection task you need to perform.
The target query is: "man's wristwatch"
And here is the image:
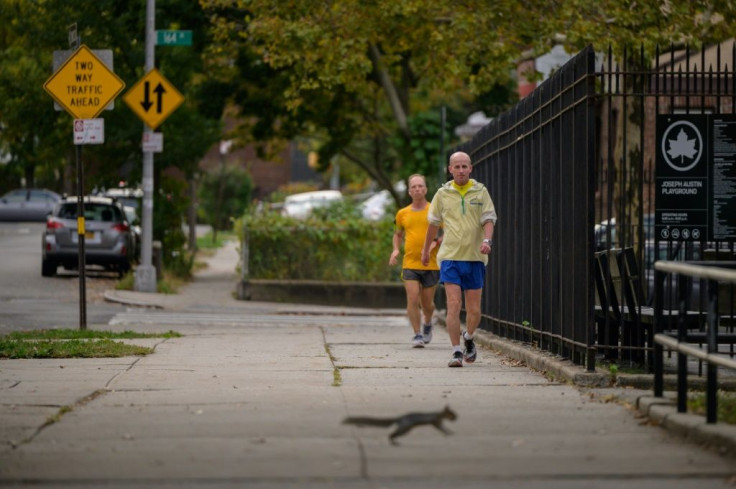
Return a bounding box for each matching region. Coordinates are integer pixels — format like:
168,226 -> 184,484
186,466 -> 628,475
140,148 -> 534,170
483,239 -> 492,246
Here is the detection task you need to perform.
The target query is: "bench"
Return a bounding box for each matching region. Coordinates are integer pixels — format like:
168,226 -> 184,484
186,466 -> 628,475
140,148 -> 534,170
594,247 -> 704,365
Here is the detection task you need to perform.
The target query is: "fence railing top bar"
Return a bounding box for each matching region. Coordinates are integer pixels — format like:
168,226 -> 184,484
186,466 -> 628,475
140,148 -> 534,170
655,260 -> 736,283
655,334 -> 736,371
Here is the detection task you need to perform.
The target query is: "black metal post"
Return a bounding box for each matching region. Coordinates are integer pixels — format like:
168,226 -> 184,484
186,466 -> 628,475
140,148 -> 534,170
677,273 -> 688,413
75,144 -> 87,330
654,268 -> 665,397
706,278 -> 718,423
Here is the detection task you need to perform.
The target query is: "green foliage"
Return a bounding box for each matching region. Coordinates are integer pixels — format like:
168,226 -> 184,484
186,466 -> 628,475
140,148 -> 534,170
196,230 -> 236,250
198,163 -> 254,231
199,0 -> 736,202
266,182 -> 321,203
0,328 -> 181,358
155,175 -> 193,277
200,0 -> 526,198
116,270 -> 135,290
0,339 -> 153,359
235,202 -> 396,282
688,391 -> 736,425
4,329 -> 181,340
0,0 -> 221,194
608,364 -> 619,378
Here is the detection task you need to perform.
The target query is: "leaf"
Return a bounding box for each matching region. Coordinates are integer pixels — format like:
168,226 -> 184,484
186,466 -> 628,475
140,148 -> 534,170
666,128 -> 698,162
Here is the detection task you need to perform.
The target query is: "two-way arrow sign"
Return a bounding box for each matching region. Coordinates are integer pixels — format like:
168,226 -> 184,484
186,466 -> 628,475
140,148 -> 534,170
123,68 -> 183,129
141,81 -> 168,113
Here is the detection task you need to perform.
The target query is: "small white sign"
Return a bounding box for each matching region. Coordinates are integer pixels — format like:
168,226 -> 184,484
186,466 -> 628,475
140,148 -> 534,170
142,132 -> 163,153
73,118 -> 104,145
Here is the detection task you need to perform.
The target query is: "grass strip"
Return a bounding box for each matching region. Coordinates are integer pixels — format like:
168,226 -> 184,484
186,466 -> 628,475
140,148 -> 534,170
0,329 -> 180,359
688,391 -> 736,425
0,338 -> 154,359
5,329 -> 180,340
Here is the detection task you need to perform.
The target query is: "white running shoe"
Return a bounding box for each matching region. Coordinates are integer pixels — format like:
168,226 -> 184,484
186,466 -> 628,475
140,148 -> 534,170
422,324 -> 433,344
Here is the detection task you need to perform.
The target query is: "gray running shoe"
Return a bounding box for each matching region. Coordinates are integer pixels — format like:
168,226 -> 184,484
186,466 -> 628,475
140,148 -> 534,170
448,351 -> 463,367
463,336 -> 477,363
412,333 -> 425,348
422,323 -> 433,344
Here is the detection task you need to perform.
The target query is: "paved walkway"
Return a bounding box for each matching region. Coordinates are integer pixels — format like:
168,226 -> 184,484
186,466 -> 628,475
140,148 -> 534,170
1,242 -> 735,488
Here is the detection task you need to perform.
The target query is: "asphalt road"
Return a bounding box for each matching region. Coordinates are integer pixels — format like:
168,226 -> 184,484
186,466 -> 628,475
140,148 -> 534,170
0,221 -> 125,334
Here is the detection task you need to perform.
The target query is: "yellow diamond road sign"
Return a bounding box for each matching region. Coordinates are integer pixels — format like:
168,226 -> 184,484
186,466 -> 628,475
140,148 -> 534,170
43,45 -> 125,119
123,68 -> 184,129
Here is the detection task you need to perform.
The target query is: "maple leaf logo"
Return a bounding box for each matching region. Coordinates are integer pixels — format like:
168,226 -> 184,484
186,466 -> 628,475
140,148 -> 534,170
666,128 -> 698,163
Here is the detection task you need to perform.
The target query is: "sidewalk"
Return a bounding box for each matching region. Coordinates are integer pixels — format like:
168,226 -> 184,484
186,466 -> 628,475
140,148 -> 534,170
1,241 -> 734,488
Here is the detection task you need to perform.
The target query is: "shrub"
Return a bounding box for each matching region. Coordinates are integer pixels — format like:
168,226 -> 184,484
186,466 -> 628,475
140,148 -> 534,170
235,201 -> 398,282
198,163 -> 253,232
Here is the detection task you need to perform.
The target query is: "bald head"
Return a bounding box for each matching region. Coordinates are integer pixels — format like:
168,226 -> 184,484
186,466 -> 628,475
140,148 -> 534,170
448,151 -> 472,185
449,152 -> 471,166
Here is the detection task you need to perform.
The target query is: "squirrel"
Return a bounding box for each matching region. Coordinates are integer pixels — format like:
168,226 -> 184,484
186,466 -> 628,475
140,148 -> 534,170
342,405 -> 457,445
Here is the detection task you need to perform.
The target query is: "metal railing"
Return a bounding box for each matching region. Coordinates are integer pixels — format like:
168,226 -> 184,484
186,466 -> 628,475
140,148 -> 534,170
459,42 -> 736,370
458,45 -> 598,369
654,260 -> 736,423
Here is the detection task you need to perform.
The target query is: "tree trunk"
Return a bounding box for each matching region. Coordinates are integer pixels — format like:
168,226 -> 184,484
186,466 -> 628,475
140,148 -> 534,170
188,176 -> 198,251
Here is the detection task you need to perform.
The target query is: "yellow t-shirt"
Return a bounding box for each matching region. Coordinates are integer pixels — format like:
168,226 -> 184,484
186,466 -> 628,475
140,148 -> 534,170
395,204 -> 439,270
452,180 -> 473,197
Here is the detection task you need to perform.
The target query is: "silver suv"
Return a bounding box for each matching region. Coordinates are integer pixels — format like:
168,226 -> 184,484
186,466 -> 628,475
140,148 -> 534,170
42,196 -> 135,277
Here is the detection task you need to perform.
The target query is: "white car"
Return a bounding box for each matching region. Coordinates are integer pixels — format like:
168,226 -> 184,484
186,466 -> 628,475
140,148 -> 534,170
281,190 -> 343,219
360,190 -> 394,220
359,181 -> 405,220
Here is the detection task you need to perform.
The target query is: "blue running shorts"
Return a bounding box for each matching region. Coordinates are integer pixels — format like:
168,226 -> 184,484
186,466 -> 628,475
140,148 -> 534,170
440,260 -> 486,291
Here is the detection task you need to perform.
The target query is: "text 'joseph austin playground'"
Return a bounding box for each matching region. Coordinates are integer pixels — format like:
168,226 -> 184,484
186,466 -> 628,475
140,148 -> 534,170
661,180 -> 703,195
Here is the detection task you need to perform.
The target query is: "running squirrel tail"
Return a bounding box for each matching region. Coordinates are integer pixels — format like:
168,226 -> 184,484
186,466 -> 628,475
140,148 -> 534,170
342,416 -> 397,427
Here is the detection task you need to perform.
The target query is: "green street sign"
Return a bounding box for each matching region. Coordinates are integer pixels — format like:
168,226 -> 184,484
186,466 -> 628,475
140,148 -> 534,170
156,30 -> 192,46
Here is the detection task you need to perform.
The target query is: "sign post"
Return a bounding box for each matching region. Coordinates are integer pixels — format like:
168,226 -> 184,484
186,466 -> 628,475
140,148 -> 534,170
130,0 -> 159,293
123,2 -> 185,292
43,43 -> 124,330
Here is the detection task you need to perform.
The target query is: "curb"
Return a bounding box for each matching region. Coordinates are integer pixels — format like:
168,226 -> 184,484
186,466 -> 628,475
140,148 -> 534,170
639,396 -> 736,458
102,290 -> 164,309
467,324 -> 736,459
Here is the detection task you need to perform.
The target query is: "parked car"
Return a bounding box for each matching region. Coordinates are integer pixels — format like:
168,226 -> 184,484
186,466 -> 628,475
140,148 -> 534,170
123,205 -> 142,259
42,196 -> 135,277
0,188 -> 61,222
358,181 -> 406,221
359,190 -> 394,221
281,190 -> 343,219
98,186 -> 143,211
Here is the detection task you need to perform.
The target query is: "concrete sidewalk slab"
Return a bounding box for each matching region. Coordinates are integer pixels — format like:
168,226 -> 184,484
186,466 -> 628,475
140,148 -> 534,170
1,241 -> 735,488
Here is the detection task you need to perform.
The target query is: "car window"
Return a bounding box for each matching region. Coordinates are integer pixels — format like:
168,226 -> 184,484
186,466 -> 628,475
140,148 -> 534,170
30,190 -> 53,202
58,204 -> 78,219
85,204 -> 121,221
58,203 -> 121,221
2,190 -> 27,203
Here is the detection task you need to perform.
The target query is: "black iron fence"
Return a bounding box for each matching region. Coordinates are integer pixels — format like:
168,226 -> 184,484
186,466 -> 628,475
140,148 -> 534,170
460,42 -> 736,370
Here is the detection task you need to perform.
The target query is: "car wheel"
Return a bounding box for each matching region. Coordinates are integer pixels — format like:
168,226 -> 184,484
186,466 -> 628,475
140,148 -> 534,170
42,258 -> 57,277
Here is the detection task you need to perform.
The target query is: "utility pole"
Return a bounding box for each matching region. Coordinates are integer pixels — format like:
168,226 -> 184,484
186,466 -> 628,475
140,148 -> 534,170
439,105 -> 446,185
135,0 -> 157,292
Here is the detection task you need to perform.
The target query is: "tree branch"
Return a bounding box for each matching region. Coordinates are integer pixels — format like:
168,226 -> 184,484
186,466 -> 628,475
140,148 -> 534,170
368,43 -> 410,140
